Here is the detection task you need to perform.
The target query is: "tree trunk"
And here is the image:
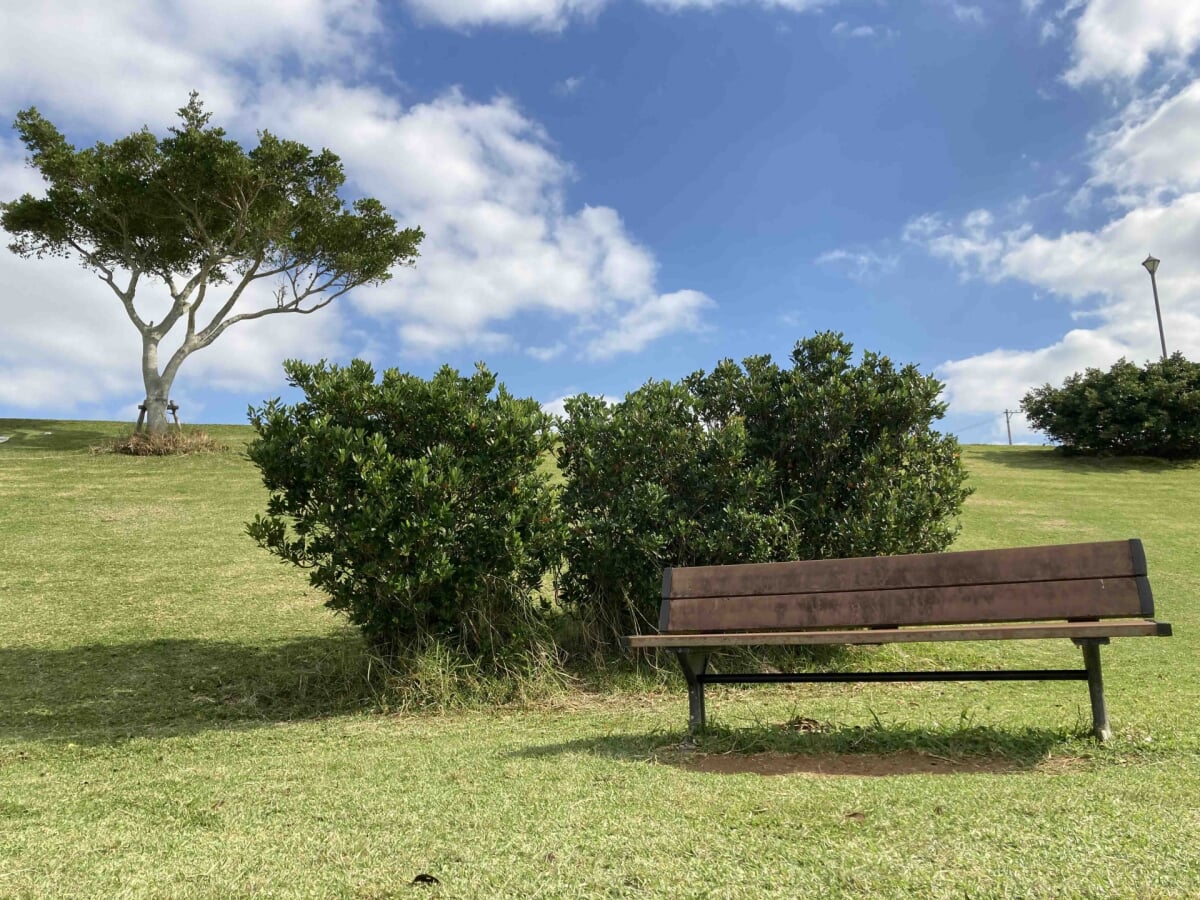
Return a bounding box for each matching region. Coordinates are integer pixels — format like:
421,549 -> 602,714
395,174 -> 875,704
141,335 -> 171,434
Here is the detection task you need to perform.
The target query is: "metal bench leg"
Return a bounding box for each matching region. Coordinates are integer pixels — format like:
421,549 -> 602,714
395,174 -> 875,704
675,651 -> 710,740
1077,639 -> 1112,742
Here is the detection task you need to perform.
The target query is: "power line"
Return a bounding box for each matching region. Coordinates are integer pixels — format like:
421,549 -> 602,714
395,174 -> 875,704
954,415 -> 1002,435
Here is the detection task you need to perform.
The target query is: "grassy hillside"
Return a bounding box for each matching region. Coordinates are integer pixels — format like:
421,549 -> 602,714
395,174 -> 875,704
1,418 -> 1198,897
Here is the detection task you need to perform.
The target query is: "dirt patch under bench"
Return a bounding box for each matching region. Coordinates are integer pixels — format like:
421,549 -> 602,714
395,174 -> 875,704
681,750 -> 1081,777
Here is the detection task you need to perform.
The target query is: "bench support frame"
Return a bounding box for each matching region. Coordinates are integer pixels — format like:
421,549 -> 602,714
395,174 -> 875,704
674,650 -> 710,740
1075,637 -> 1112,741
672,640 -> 1118,742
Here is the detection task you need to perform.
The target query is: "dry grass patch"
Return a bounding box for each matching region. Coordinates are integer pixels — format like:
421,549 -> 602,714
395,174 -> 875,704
96,429 -> 228,457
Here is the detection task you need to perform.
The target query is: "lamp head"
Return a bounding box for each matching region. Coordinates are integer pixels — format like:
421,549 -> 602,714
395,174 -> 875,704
1142,254 -> 1160,275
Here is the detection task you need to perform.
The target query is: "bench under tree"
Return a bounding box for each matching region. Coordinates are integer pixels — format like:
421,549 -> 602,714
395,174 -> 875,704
627,540 -> 1173,742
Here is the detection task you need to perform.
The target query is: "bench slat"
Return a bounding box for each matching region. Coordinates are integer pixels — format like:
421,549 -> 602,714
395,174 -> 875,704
664,539 -> 1145,600
627,619 -> 1171,648
664,576 -> 1151,632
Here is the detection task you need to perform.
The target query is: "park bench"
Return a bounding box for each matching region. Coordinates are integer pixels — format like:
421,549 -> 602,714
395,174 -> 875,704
627,539 -> 1173,741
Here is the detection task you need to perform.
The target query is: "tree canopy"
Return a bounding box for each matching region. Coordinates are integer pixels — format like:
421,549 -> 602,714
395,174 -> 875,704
1,93 -> 423,431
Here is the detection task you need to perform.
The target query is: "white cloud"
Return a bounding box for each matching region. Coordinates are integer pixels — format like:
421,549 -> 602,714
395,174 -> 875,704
1064,0 -> 1200,86
938,328 -> 1130,414
404,0 -> 602,30
249,82 -> 705,359
943,2 -> 985,26
0,138 -> 138,409
831,21 -> 897,40
541,392 -> 617,418
554,76 -> 585,96
645,0 -> 830,9
584,289 -> 714,360
902,210 -> 1030,280
0,0 -> 380,131
403,0 -> 831,30
1088,78 -> 1200,196
527,343 -> 567,361
815,247 -> 899,281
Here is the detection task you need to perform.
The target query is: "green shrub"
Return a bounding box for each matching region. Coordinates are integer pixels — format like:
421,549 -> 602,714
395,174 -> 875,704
558,333 -> 971,651
246,359 -> 563,668
556,382 -> 790,651
688,332 -> 971,561
1021,353 -> 1200,458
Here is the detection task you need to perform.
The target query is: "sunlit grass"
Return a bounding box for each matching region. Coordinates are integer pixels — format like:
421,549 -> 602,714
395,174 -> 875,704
1,420 -> 1197,897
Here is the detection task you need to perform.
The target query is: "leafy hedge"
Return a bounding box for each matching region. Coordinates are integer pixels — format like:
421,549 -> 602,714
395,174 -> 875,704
248,334 -> 971,669
247,359 -> 561,665
558,333 -> 972,651
1022,353 -> 1200,458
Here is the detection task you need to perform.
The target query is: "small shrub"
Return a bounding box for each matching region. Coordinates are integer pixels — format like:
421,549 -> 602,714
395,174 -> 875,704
246,359 -> 563,672
558,332 -> 971,652
97,429 -> 227,456
1022,353 -> 1200,458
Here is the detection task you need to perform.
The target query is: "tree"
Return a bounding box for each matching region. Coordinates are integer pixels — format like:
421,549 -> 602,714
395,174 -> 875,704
1,94 -> 423,433
1022,353 -> 1200,458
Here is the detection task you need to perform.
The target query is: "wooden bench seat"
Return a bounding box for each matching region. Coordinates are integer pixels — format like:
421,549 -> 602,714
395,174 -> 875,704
626,539 -> 1173,741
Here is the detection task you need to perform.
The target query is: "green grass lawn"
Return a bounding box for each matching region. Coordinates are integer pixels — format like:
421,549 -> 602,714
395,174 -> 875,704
1,418 -> 1198,898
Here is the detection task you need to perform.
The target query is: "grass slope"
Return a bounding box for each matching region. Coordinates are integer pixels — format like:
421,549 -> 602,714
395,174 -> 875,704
1,419 -> 1198,898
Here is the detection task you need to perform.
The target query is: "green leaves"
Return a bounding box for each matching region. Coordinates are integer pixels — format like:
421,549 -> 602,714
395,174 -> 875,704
247,336 -> 971,665
1022,353 -> 1200,458
558,332 -> 971,651
247,360 -> 561,664
2,93 -> 422,291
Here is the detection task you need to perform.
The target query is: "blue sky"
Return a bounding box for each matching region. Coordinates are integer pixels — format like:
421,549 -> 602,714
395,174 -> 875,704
2,0 -> 1199,442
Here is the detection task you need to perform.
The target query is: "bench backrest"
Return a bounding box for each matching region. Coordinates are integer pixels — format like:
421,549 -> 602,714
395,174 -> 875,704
659,540 -> 1153,633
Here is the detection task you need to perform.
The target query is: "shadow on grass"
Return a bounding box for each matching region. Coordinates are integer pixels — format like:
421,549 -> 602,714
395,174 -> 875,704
971,447 -> 1196,474
512,721 -> 1079,776
0,632 -> 375,745
0,419 -> 125,453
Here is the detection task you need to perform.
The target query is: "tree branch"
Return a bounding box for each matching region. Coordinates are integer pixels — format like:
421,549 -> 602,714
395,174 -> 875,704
67,237 -> 150,333
192,254 -> 265,344
193,283 -> 355,352
186,280 -> 207,342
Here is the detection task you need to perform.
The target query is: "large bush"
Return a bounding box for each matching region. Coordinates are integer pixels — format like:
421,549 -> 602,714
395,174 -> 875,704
557,383 -> 791,650
1022,353 -> 1200,458
689,332 -> 971,560
558,333 -> 971,651
247,359 -> 562,667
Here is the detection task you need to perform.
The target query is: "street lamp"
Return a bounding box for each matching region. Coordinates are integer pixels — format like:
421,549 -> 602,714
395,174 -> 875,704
1141,254 -> 1167,360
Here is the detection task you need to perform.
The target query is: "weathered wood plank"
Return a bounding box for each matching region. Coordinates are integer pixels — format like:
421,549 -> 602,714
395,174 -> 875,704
664,577 -> 1149,631
665,539 -> 1145,599
626,619 -> 1169,648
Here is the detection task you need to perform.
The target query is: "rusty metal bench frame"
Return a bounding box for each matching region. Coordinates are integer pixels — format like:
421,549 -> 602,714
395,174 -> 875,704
626,540 -> 1173,741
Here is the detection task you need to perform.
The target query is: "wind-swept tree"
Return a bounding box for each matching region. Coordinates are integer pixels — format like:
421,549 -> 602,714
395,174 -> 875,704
1,94 -> 423,432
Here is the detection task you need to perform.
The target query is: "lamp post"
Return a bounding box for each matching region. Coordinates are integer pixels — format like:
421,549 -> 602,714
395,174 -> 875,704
1141,254 -> 1167,360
